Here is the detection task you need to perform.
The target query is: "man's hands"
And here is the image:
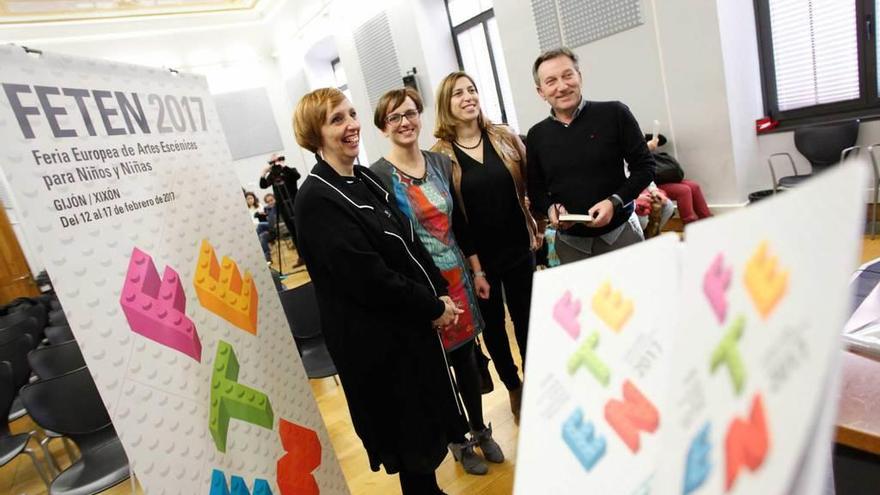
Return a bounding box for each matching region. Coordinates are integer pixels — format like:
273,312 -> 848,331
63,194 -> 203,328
549,204 -> 574,230
587,199 -> 615,228
433,295 -> 464,328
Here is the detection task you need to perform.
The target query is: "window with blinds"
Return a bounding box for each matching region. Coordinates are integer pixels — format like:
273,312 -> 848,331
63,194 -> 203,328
756,0 -> 880,124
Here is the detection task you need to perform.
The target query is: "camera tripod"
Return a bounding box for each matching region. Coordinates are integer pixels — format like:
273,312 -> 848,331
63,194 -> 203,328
270,174 -> 297,276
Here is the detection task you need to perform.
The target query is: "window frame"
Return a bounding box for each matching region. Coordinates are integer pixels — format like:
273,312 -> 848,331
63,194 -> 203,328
444,2 -> 509,124
754,0 -> 880,129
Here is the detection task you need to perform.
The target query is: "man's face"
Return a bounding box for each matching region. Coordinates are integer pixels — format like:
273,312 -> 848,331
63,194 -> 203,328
536,55 -> 583,115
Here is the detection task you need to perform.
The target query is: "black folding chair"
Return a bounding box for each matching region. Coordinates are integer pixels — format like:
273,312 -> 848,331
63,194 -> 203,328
20,366 -> 130,495
45,325 -> 75,345
0,304 -> 48,336
278,283 -> 338,382
27,342 -> 86,475
28,342 -> 86,381
0,360 -> 51,487
0,334 -> 33,422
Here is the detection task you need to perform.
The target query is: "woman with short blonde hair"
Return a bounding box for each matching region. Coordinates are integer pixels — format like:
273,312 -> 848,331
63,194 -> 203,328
431,72 -> 539,424
293,87 -> 466,495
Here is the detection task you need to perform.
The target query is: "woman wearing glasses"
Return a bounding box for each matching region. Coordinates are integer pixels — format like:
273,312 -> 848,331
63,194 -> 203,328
371,88 -> 504,476
431,72 -> 539,424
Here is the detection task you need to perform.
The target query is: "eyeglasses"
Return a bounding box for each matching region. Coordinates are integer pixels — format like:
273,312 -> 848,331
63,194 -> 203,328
385,109 -> 420,126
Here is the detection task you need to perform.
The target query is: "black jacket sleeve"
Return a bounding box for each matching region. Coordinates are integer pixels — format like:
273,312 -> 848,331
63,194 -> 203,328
526,127 -> 552,218
614,103 -> 655,204
283,167 -> 301,189
299,190 -> 446,321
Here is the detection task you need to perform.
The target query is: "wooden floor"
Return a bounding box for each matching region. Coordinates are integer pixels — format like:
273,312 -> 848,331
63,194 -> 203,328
4,235 -> 880,495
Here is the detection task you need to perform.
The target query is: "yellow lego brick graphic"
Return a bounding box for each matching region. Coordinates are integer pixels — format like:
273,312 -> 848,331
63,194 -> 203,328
194,239 -> 259,334
591,280 -> 634,332
744,241 -> 788,319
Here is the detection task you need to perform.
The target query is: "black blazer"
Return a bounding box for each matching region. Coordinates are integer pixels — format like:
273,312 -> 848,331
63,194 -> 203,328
294,157 -> 466,474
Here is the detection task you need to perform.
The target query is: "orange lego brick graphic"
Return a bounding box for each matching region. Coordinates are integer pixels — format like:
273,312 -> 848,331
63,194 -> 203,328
277,418 -> 321,495
744,241 -> 788,319
604,379 -> 660,453
591,280 -> 634,332
724,394 -> 770,491
193,239 -> 259,334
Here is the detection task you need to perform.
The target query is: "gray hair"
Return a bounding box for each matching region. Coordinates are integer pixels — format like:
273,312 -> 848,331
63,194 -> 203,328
532,47 -> 580,85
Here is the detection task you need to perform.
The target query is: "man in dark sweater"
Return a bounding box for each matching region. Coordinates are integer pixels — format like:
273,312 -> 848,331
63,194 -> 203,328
526,47 -> 655,264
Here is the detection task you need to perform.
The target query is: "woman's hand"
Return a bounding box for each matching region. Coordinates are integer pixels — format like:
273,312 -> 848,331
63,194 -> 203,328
473,274 -> 490,299
433,296 -> 464,328
532,232 -> 545,251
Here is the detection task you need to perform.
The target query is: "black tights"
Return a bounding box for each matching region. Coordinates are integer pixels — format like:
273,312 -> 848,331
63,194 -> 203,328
447,341 -> 485,439
399,470 -> 441,495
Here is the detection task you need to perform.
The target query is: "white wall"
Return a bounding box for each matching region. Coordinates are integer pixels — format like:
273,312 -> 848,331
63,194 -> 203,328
5,0 -> 878,213
283,0 -> 461,163
494,0 -> 744,204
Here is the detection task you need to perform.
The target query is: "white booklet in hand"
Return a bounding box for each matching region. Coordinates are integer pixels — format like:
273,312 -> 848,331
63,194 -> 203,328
558,214 -> 594,223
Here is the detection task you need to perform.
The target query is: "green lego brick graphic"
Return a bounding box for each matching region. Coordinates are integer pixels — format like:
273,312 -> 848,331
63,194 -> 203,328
209,340 -> 274,452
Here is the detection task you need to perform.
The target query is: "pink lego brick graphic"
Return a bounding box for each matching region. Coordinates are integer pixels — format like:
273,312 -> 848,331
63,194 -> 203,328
119,247 -> 201,362
703,253 -> 732,323
553,290 -> 582,340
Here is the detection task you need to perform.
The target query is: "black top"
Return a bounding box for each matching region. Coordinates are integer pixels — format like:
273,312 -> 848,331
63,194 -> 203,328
294,158 -> 466,474
453,136 -> 530,273
526,100 -> 655,237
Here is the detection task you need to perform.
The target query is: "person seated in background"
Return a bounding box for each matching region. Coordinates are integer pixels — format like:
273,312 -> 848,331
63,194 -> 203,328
261,193 -> 278,260
646,133 -> 713,224
370,87 -> 503,476
635,183 -> 675,237
244,191 -> 272,262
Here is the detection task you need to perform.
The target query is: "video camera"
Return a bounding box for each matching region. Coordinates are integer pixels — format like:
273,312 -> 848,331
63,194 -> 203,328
266,155 -> 286,183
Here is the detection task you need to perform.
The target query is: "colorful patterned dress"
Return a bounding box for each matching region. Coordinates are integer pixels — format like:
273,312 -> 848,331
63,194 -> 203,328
373,152 -> 483,351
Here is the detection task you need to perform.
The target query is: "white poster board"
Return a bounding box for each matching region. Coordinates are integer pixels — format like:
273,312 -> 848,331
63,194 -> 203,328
515,162 -> 867,494
654,163 -> 865,495
515,235 -> 679,493
0,46 -> 348,494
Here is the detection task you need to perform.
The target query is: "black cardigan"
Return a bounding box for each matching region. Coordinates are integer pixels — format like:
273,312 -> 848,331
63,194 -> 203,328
293,157 -> 467,474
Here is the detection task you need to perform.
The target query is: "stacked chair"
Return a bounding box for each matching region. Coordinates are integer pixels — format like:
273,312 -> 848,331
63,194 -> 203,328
279,282 -> 339,383
0,293 -> 131,494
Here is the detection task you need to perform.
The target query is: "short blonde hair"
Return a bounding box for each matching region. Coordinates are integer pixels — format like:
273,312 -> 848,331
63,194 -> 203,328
433,71 -> 489,142
293,88 -> 347,153
374,88 -> 423,130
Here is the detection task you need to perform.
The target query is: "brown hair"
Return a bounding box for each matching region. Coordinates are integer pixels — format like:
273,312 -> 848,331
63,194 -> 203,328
374,88 -> 423,129
532,47 -> 580,85
244,191 -> 259,208
293,87 -> 347,153
433,71 -> 490,142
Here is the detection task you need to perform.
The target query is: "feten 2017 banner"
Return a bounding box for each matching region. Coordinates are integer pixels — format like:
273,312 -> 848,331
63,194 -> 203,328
0,46 -> 349,494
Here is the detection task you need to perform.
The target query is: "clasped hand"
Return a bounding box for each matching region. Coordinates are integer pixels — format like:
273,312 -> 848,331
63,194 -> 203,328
433,295 -> 464,328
